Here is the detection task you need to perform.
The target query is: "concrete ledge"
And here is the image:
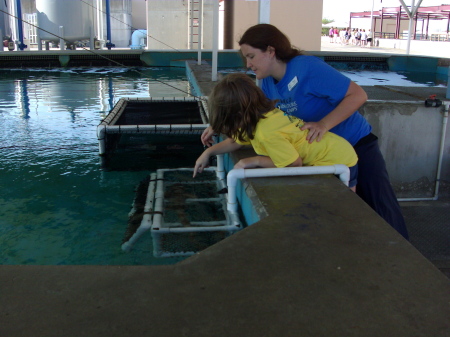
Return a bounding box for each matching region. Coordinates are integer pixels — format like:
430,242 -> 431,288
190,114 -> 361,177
1,176 -> 449,336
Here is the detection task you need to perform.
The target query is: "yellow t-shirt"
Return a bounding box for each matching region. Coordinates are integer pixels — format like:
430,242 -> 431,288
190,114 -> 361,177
234,109 -> 357,168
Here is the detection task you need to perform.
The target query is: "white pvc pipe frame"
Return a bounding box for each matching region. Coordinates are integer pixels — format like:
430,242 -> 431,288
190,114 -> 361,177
97,96 -> 209,155
151,167 -> 240,257
121,172 -> 157,252
97,124 -> 208,155
226,165 -> 350,215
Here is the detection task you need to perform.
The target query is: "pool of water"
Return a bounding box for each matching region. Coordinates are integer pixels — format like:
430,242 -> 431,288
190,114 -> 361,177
339,69 -> 447,87
0,67 -> 194,265
220,65 -> 447,87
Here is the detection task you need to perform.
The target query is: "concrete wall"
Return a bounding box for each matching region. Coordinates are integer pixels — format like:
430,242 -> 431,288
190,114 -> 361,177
146,0 -> 216,50
376,38 -> 450,59
231,0 -> 322,51
360,102 -> 449,198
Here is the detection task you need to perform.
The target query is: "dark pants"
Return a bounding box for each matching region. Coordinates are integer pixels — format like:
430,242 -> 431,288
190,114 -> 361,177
354,133 -> 409,240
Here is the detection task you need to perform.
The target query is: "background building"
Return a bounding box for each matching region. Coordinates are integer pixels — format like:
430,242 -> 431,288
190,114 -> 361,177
3,0 -> 323,51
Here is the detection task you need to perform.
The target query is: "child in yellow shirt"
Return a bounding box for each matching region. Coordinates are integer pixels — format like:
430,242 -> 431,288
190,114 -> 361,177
193,73 -> 358,190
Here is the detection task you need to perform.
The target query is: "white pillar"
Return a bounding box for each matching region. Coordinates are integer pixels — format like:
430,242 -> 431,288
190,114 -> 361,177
406,0 -> 415,55
59,26 -> 65,50
197,0 -> 203,65
256,0 -> 270,86
211,0 -> 219,81
258,0 -> 270,23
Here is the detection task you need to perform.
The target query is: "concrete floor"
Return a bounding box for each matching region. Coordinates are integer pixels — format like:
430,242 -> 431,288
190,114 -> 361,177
1,174 -> 449,337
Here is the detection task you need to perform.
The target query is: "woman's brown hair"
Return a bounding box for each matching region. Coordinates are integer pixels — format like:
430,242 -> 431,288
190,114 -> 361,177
238,24 -> 303,62
208,73 -> 275,142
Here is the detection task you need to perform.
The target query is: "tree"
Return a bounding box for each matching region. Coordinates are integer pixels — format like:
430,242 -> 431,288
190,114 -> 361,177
322,18 -> 335,35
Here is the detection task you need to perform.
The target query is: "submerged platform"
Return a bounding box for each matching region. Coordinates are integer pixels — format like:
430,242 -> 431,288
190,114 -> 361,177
97,96 -> 209,170
150,168 -> 241,257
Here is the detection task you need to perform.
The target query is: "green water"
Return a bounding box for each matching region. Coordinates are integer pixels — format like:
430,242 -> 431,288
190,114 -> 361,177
0,67 -> 194,265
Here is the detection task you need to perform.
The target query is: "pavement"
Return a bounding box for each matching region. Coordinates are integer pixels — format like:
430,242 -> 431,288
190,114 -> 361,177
320,36 -> 446,58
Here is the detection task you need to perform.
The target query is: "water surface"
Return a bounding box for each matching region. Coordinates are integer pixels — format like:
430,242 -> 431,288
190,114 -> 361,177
0,67 -> 192,265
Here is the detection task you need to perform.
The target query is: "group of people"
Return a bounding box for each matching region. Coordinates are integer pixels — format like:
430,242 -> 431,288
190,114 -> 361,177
329,27 -> 373,47
193,24 -> 408,240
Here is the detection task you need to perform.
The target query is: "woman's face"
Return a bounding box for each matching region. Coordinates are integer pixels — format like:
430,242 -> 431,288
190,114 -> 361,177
240,43 -> 275,80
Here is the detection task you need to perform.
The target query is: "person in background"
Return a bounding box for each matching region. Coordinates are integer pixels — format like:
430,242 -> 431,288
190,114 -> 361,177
333,27 -> 339,43
361,29 -> 368,47
339,28 -> 347,45
201,24 -> 409,240
194,73 -> 359,192
367,29 -> 373,47
329,27 -> 334,43
345,28 -> 351,45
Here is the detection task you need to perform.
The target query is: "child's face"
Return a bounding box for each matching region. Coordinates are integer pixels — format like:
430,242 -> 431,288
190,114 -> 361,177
240,44 -> 275,80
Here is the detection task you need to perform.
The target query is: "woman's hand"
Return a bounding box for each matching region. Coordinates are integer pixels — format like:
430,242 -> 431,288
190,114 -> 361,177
300,121 -> 328,143
201,126 -> 215,147
300,81 -> 368,143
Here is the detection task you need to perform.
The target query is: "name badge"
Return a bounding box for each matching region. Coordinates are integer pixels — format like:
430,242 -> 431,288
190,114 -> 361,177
288,76 -> 298,91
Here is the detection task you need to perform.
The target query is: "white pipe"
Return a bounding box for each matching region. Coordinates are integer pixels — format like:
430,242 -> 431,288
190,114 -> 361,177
258,0 -> 270,24
130,29 -> 147,49
59,26 -> 64,50
96,125 -> 106,154
197,0 -> 203,65
150,170 -> 165,256
370,0 -> 375,43
121,173 -> 157,251
406,0 -> 415,55
97,0 -> 104,47
211,0 -> 219,81
152,224 -> 239,234
226,165 -> 350,213
216,154 -> 225,180
99,124 -> 208,135
398,102 -> 449,202
256,0 -> 270,89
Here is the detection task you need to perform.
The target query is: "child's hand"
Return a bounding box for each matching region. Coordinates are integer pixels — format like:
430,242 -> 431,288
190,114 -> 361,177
193,152 -> 210,177
201,126 -> 215,147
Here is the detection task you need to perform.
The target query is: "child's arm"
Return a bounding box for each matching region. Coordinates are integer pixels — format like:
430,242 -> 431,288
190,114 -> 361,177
234,155 -> 303,169
193,137 -> 243,177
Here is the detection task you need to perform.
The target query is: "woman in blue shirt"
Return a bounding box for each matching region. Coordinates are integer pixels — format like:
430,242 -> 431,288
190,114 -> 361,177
202,24 -> 408,240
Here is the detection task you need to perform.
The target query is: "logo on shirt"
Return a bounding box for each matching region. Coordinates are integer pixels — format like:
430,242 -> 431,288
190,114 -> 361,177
277,99 -> 298,115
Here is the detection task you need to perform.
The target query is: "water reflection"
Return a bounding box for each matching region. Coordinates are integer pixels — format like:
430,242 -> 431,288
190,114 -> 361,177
0,67 -> 191,265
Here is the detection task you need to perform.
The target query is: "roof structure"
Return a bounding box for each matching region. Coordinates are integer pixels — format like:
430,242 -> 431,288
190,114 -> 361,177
351,4 -> 450,20
349,4 -> 450,38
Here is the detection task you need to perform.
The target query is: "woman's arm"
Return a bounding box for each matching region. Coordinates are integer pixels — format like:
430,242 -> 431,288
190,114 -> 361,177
300,81 -> 368,143
193,137 -> 243,177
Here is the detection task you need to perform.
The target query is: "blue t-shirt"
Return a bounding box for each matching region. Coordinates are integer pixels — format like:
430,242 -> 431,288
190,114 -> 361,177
261,55 -> 371,146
